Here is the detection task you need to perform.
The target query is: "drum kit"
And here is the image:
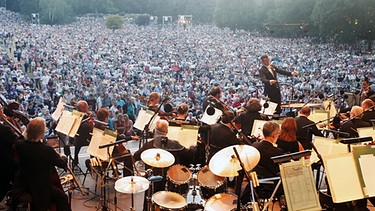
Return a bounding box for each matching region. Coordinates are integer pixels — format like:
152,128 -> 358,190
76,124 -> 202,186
115,145 -> 261,211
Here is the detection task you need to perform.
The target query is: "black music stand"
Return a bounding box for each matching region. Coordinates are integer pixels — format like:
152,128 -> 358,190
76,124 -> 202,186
340,136 -> 373,152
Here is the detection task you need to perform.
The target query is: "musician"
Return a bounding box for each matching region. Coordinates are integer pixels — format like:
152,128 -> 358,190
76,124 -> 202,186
175,103 -> 189,121
361,99 -> 375,124
147,92 -> 161,112
95,108 -> 137,176
359,77 -> 375,103
0,105 -> 19,204
133,119 -> 196,192
234,98 -> 268,137
208,111 -> 241,162
276,117 -> 304,154
13,117 -> 70,211
73,100 -> 93,165
202,86 -> 225,112
242,121 -> 284,204
295,106 -> 323,150
252,121 -> 284,178
259,54 -> 299,114
338,106 -> 371,137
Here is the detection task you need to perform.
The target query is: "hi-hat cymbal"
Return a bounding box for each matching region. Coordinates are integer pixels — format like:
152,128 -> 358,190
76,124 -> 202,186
115,176 -> 150,194
141,148 -> 175,168
209,145 -> 260,177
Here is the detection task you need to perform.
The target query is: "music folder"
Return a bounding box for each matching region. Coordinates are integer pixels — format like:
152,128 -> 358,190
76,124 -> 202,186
87,128 -> 117,161
167,125 -> 199,148
51,97 -> 67,122
55,109 -> 84,137
134,109 -> 160,131
323,145 -> 375,203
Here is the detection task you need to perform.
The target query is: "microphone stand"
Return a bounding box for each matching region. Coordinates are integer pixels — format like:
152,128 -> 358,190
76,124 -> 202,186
233,147 -> 260,211
139,97 -> 169,149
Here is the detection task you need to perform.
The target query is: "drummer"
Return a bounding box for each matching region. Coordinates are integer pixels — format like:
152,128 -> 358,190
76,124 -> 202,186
133,119 -> 196,192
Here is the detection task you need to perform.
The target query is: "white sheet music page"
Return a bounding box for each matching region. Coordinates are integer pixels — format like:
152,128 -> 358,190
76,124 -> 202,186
51,97 -> 66,122
55,110 -> 75,135
87,128 -> 116,161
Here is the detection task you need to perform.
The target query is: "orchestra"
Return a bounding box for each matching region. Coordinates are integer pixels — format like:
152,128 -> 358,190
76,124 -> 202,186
1,76 -> 375,211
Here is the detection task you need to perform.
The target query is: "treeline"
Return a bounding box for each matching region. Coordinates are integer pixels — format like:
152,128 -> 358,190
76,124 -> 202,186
2,0 -> 374,45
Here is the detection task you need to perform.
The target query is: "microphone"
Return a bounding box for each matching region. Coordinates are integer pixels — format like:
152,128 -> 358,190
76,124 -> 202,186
340,136 -> 373,144
164,103 -> 173,113
263,96 -> 270,108
322,129 -> 350,137
207,106 -> 215,116
206,99 -> 217,116
93,119 -> 108,126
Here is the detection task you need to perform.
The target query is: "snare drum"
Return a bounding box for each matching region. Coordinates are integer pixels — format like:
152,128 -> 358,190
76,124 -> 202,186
167,165 -> 191,195
197,166 -> 226,199
152,191 -> 187,211
204,193 -> 237,211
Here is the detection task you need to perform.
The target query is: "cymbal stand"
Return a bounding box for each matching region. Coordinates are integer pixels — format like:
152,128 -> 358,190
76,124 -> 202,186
139,97 -> 168,149
232,147 -> 260,211
145,170 -> 163,211
91,146 -> 120,211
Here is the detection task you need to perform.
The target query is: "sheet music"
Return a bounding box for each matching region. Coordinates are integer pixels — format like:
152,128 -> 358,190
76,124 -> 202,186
55,110 -> 75,135
310,136 -> 347,163
201,106 -> 222,125
280,160 -> 321,211
323,153 -> 364,203
134,109 -> 160,131
308,110 -> 328,130
167,125 -> 199,148
357,127 -> 375,141
260,99 -> 277,116
352,145 -> 375,197
323,100 -> 337,119
68,110 -> 84,138
251,120 -> 269,139
87,128 -> 117,161
51,97 -> 66,122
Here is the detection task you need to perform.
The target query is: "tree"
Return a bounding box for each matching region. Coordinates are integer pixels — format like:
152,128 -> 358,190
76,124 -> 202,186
39,0 -> 74,25
106,14 -> 124,31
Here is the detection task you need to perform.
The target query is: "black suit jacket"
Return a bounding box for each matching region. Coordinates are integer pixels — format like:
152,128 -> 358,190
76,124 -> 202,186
295,115 -> 323,150
259,65 -> 292,111
209,122 -> 241,161
0,123 -> 18,199
362,110 -> 375,124
14,140 -> 67,210
252,141 -> 284,178
339,119 -> 371,138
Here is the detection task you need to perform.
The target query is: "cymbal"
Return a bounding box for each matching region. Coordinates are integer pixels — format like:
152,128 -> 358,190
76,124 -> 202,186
141,148 -> 175,168
209,145 -> 260,177
115,176 -> 150,194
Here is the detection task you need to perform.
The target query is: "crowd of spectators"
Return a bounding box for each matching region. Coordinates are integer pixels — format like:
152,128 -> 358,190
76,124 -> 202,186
0,7 -> 374,124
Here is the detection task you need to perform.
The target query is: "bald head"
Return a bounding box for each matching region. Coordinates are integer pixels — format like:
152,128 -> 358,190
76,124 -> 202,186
155,119 -> 169,135
76,100 -> 89,113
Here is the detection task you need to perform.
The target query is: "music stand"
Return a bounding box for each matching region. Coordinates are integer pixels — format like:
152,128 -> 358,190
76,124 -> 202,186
262,150 -> 314,211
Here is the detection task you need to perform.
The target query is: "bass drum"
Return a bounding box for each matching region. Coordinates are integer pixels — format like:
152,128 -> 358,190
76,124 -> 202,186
152,191 -> 187,211
167,165 -> 191,195
197,166 -> 226,199
204,193 -> 237,211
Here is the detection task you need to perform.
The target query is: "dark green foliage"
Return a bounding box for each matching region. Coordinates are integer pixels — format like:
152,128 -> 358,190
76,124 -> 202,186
106,14 -> 124,30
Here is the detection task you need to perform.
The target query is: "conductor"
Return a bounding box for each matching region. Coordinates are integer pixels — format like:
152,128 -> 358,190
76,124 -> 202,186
259,54 -> 299,114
